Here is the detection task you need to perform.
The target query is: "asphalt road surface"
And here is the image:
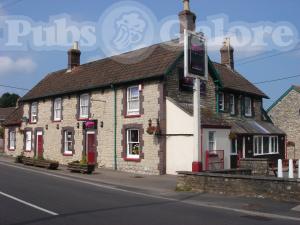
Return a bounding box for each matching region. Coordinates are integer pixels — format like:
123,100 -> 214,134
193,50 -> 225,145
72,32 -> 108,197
0,162 -> 299,225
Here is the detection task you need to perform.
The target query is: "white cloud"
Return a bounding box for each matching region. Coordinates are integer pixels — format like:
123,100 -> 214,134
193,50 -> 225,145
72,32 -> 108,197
0,57 -> 37,75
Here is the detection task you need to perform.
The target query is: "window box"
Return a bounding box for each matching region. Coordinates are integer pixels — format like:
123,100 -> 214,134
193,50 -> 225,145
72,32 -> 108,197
67,161 -> 95,174
22,157 -> 59,170
15,154 -> 25,163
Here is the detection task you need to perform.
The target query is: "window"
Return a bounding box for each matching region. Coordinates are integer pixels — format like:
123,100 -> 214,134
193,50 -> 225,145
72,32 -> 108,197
254,136 -> 279,155
127,86 -> 140,116
231,139 -> 237,155
80,94 -> 89,119
218,92 -> 224,111
229,94 -> 235,115
127,129 -> 140,159
244,97 -> 252,117
9,131 -> 16,150
53,98 -> 62,121
30,102 -> 38,123
208,131 -> 216,151
64,130 -> 73,155
25,131 -> 32,151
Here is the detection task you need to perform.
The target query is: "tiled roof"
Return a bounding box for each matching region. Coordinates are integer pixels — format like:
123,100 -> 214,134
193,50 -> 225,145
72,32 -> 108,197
0,107 -> 15,121
21,43 -> 182,102
213,63 -> 269,98
20,41 -> 268,102
2,107 -> 23,126
231,120 -> 285,135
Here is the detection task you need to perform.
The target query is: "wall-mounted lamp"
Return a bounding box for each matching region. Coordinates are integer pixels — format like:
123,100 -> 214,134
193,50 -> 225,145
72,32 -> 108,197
77,122 -> 80,129
100,121 -> 104,128
45,125 -> 48,130
56,124 -> 59,130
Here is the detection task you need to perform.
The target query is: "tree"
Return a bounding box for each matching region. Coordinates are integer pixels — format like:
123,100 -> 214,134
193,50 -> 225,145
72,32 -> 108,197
0,93 -> 20,108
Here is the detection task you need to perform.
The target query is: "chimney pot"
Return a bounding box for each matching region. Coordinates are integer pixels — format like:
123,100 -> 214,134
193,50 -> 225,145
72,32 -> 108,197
220,38 -> 234,70
68,41 -> 81,70
179,0 -> 196,38
183,0 -> 190,11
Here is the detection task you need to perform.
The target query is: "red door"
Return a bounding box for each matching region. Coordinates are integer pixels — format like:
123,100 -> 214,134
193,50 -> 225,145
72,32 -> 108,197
37,133 -> 43,158
87,133 -> 96,164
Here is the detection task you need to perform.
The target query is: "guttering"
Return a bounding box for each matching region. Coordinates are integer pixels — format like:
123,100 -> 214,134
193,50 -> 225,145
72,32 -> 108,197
112,85 -> 117,171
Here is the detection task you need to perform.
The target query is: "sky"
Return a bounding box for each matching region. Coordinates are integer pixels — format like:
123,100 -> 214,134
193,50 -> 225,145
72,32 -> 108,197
0,0 -> 299,109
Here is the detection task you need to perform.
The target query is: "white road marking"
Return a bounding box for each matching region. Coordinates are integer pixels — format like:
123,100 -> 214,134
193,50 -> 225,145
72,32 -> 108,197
0,161 -> 300,222
0,191 -> 58,216
292,205 -> 300,212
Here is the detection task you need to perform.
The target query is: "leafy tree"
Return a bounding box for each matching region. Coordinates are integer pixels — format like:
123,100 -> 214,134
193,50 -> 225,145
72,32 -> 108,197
0,93 -> 20,108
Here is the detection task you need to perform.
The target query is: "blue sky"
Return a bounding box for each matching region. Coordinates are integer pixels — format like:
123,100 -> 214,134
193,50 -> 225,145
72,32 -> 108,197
0,0 -> 299,108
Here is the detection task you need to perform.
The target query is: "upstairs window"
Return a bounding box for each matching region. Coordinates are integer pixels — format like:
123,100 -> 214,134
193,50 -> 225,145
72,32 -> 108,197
244,97 -> 252,117
80,94 -> 89,119
30,102 -> 38,123
127,86 -> 140,115
53,98 -> 62,121
218,92 -> 225,111
127,129 -> 140,159
25,131 -> 32,151
229,94 -> 235,115
9,131 -> 16,150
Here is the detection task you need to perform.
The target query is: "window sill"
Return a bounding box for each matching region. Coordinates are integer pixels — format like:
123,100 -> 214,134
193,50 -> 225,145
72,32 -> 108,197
254,152 -> 279,156
24,150 -> 32,152
78,118 -> 89,121
8,148 -> 15,151
63,152 -> 74,156
52,120 -> 62,123
125,114 -> 141,119
124,157 -> 141,162
29,122 -> 37,125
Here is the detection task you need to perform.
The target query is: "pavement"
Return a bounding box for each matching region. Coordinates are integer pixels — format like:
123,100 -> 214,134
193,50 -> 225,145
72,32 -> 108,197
0,155 -> 300,225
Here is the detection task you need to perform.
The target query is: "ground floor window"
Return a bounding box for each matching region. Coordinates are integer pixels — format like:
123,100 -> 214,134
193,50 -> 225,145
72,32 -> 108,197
127,129 -> 140,159
208,131 -> 216,151
231,139 -> 237,155
254,136 -> 278,155
25,131 -> 32,151
64,130 -> 73,155
9,131 -> 16,150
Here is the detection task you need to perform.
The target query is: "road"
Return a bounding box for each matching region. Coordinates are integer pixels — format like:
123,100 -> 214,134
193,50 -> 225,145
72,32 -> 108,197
0,162 -> 299,225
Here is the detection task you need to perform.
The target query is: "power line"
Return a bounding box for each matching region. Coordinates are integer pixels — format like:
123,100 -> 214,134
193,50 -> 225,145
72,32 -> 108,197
0,84 -> 29,91
236,46 -> 300,66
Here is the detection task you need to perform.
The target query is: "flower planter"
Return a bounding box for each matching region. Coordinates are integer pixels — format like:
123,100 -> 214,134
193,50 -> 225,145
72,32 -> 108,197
34,159 -> 59,170
68,162 -> 95,174
15,155 -> 24,164
22,157 -> 35,166
22,157 -> 59,170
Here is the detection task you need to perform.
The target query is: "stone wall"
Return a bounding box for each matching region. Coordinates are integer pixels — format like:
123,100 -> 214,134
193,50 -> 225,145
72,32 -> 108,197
177,172 -> 300,202
240,158 -> 269,176
269,89 -> 300,159
4,80 -> 164,175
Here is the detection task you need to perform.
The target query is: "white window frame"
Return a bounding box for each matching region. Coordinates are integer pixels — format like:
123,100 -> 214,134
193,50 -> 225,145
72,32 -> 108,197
244,97 -> 252,117
208,131 -> 216,152
231,138 -> 238,155
229,94 -> 235,115
25,131 -> 32,151
53,98 -> 62,121
64,130 -> 73,155
253,136 -> 279,156
30,102 -> 38,123
126,129 -> 140,159
79,94 -> 89,119
9,131 -> 16,150
218,92 -> 225,111
127,86 -> 140,116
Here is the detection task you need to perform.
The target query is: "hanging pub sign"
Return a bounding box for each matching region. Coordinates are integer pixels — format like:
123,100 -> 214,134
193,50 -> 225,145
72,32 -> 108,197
184,29 -> 208,79
83,120 -> 98,130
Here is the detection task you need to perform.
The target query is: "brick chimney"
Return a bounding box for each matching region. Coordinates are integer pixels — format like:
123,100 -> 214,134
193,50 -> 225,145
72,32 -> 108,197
220,38 -> 234,70
179,0 -> 197,35
68,41 -> 81,70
